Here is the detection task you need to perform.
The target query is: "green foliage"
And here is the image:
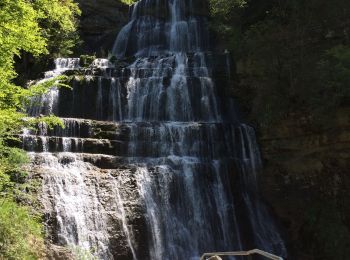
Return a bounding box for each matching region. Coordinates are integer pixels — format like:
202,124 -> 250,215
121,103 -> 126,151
210,0 -> 246,18
0,0 -> 79,169
210,1 -> 350,258
0,0 -> 46,92
33,0 -> 81,56
13,0 -> 81,86
237,18 -> 296,126
0,137 -> 45,260
27,75 -> 71,97
0,0 -> 80,258
209,0 -> 246,52
80,55 -> 97,68
0,199 -> 45,260
220,0 -> 350,128
120,0 -> 137,5
0,0 -> 79,118
0,131 -> 31,196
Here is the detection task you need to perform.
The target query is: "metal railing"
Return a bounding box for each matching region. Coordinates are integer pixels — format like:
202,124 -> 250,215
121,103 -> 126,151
200,249 -> 284,260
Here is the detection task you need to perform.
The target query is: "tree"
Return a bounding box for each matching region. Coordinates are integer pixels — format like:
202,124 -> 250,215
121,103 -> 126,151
0,0 -> 80,258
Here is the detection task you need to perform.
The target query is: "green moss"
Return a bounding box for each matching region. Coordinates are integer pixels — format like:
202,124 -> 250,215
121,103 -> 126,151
80,55 -> 97,68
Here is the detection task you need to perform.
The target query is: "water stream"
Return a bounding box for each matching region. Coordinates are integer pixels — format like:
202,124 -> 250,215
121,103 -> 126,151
23,0 -> 287,259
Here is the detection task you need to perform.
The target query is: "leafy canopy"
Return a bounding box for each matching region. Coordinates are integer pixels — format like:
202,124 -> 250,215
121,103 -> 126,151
0,0 -> 80,259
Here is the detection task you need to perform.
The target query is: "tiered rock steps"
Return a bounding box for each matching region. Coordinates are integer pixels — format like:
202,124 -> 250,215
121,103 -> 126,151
52,54 -> 232,122
20,118 -> 254,168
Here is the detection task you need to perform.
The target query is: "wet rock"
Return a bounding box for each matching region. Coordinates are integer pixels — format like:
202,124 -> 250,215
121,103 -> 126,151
29,153 -> 148,260
76,0 -> 129,56
22,1 -> 288,259
46,244 -> 75,260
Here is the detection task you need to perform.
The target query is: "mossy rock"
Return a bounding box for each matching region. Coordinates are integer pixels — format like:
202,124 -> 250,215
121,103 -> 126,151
79,55 -> 96,67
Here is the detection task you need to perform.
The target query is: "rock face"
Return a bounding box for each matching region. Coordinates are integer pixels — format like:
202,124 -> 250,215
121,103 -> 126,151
28,152 -> 149,259
21,0 -> 288,259
23,56 -> 286,258
25,119 -> 151,259
76,0 -> 129,56
259,109 -> 350,259
46,245 -> 75,260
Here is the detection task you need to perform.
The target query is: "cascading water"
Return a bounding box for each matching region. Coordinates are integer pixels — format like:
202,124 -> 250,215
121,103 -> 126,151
22,0 -> 287,259
27,58 -> 80,117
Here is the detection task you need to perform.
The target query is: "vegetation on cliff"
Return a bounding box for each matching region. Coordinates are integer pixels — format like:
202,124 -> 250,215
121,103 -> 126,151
210,0 -> 350,128
0,0 -> 348,259
209,0 -> 350,259
0,0 -> 80,258
120,0 -> 137,5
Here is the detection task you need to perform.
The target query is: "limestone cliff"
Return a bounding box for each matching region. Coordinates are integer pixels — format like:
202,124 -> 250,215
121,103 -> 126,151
76,0 -> 129,56
259,109 -> 350,259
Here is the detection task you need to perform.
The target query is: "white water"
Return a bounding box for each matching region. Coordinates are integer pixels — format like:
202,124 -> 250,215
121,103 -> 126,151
23,0 -> 287,259
111,0 -> 286,258
92,59 -> 113,69
30,152 -> 112,259
27,58 -> 80,117
109,174 -> 139,260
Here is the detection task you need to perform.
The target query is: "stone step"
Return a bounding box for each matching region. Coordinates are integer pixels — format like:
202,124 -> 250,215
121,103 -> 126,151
28,118 -> 239,140
19,134 -> 239,159
27,152 -> 123,169
27,72 -> 229,122
66,67 -> 215,78
20,135 -> 123,156
20,119 -> 252,159
27,118 -> 129,140
27,152 -> 239,170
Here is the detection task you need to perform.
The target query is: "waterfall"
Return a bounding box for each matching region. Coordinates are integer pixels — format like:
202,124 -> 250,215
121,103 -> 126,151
22,0 -> 287,259
27,58 -> 80,117
35,152 -> 112,259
